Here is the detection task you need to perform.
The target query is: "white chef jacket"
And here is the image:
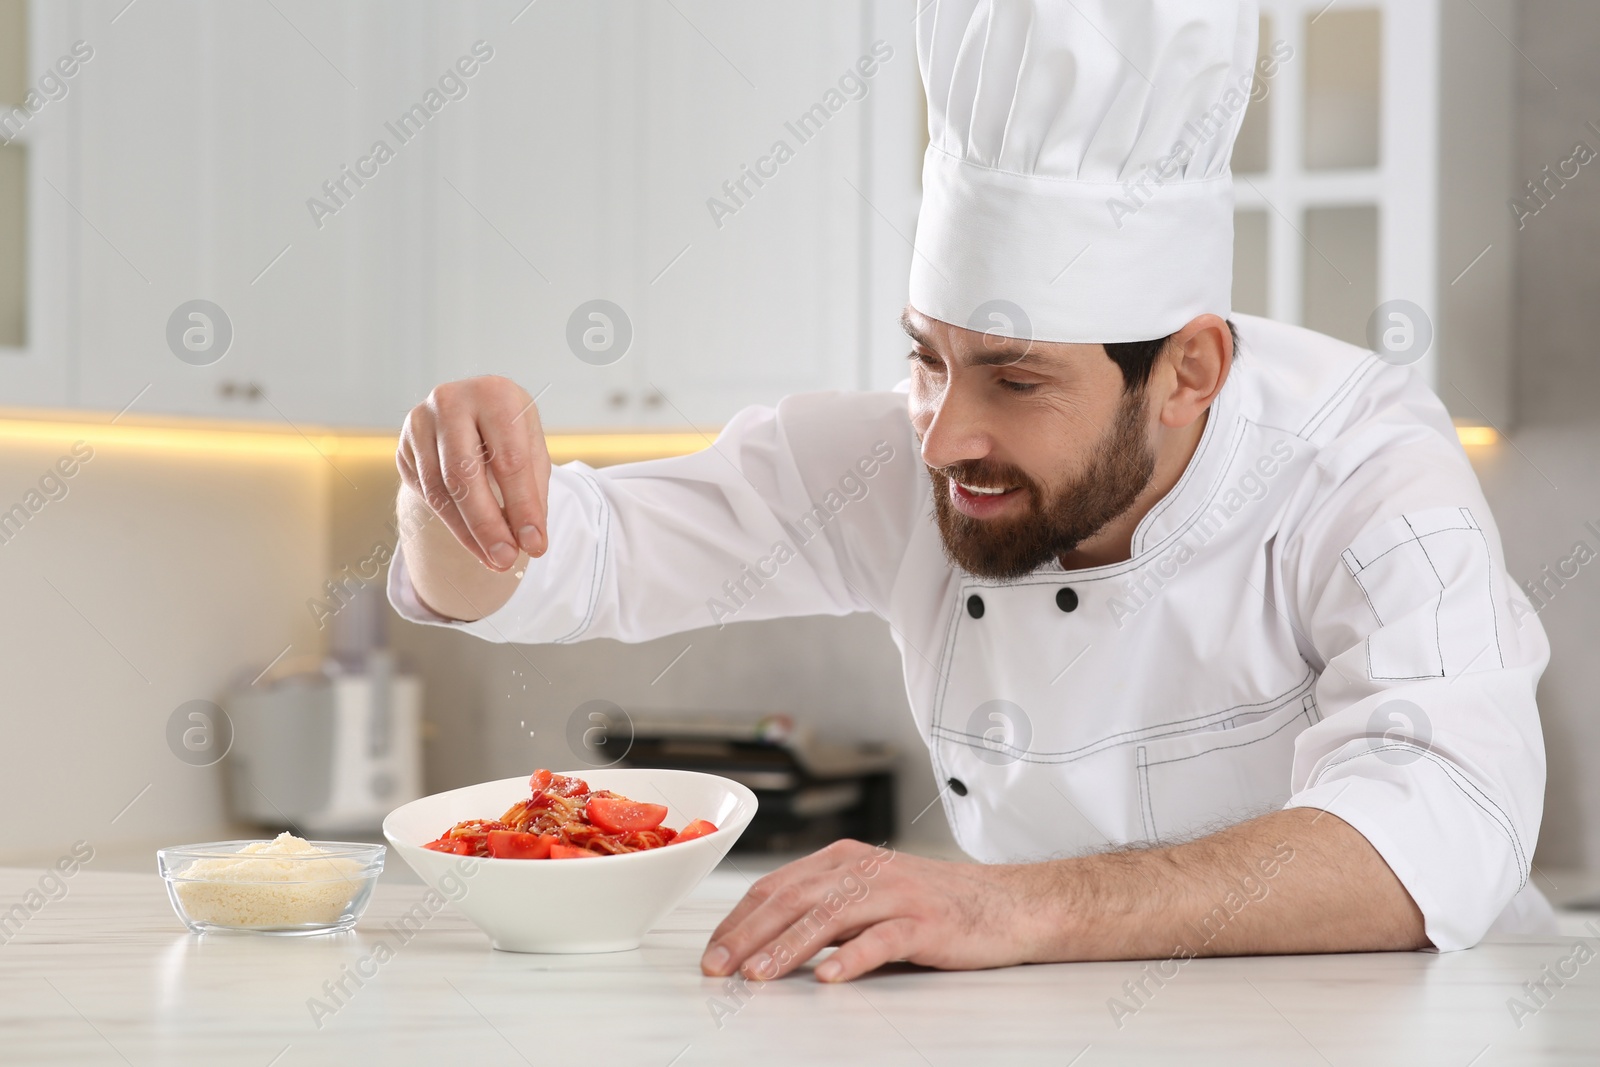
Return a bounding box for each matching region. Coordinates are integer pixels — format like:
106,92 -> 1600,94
390,314 -> 1549,951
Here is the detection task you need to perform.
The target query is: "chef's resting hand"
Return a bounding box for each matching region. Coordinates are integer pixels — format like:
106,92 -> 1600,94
701,811 -> 1428,982
701,840 -> 1044,983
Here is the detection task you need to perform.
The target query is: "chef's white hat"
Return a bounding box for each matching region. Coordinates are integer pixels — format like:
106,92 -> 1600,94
911,1 -> 1260,344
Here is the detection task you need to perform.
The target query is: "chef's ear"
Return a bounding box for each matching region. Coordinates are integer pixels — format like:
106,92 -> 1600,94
1157,314 -> 1232,429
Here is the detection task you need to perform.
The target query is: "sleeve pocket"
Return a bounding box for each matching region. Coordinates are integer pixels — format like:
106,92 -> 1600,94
1339,507 -> 1503,681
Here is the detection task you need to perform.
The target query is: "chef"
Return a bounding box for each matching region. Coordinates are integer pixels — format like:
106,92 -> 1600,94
388,0 -> 1550,983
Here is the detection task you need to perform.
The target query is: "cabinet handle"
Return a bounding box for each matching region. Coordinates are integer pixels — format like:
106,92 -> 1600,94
642,391 -> 664,409
218,381 -> 266,402
608,390 -> 628,408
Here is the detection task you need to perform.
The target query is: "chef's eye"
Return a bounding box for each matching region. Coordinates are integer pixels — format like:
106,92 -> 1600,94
907,349 -> 944,372
999,380 -> 1039,394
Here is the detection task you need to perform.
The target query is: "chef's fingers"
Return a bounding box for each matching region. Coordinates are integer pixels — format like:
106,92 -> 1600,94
742,911 -> 888,981
705,869 -> 882,980
812,918 -> 919,983
478,393 -> 550,558
706,850 -> 842,949
717,837 -> 889,940
707,884 -> 788,951
703,876 -> 828,976
395,433 -> 419,486
401,413 -> 489,569
523,399 -> 553,557
437,413 -> 518,571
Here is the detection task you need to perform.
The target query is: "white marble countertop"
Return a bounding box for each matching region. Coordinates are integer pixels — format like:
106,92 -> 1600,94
5,864 -> 1600,1066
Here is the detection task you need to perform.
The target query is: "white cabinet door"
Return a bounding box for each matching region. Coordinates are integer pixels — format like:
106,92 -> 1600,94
69,0 -> 427,428
630,0 -> 873,427
57,0 -> 902,430
0,0 -> 78,407
426,0 -> 883,431
423,0 -> 644,431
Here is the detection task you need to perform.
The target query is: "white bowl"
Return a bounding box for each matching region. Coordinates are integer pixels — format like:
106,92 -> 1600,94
383,768 -> 757,953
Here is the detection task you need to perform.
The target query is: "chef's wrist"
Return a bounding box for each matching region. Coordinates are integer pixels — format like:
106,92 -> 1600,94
1013,852 -> 1175,963
993,860 -> 1094,964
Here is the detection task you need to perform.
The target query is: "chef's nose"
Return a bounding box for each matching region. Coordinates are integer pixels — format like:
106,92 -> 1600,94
917,383 -> 991,470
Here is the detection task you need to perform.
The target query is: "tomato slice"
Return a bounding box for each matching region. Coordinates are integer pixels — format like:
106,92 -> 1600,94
548,773 -> 591,798
670,819 -> 718,844
585,797 -> 668,834
550,843 -> 599,859
423,837 -> 476,855
529,769 -> 553,793
486,830 -> 556,859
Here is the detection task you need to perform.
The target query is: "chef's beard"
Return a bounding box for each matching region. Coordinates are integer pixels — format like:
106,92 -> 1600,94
928,386 -> 1157,580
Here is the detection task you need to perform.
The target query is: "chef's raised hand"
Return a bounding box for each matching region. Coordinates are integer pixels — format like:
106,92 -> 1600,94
395,376 -> 551,621
701,840 -> 1043,983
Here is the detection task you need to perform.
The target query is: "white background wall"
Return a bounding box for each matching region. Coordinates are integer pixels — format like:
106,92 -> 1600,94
1475,430 -> 1600,870
0,435 -> 328,857
1477,0 -> 1600,870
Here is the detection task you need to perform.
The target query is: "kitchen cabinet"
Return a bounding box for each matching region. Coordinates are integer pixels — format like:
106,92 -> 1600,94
0,0 -> 77,407
419,0 -> 651,431
3,1 -> 1527,430
627,1 -> 871,428
425,0 -> 915,430
60,1 -> 432,429
1230,0 -> 1519,426
8,0 -> 923,431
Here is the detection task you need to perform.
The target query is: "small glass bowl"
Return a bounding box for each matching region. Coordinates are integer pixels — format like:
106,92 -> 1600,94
157,840 -> 385,936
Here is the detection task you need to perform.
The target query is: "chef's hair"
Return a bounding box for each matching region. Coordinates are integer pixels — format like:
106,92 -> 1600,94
1103,319 -> 1239,393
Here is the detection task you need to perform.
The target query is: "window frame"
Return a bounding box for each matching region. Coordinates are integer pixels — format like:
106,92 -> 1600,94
1234,0 -> 1440,389
0,0 -> 82,405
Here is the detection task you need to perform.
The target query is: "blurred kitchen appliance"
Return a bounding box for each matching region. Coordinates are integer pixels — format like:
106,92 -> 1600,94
616,714 -> 896,852
223,586 -> 423,833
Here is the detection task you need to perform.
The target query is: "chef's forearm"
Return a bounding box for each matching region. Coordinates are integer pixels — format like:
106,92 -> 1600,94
396,483 -> 524,622
1029,807 -> 1428,960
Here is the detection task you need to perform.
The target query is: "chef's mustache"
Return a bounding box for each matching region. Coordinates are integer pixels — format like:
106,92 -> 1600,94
927,460 -> 1041,498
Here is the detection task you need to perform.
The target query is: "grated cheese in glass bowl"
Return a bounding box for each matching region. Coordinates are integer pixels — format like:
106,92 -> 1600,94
158,833 -> 384,935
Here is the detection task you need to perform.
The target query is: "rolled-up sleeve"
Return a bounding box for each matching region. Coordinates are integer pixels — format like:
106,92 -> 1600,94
388,390 -> 921,646
1279,418 -> 1549,951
